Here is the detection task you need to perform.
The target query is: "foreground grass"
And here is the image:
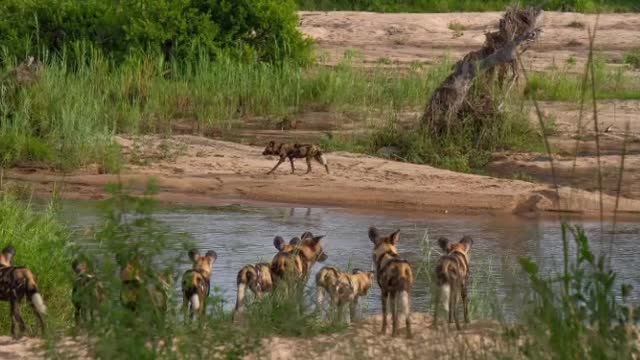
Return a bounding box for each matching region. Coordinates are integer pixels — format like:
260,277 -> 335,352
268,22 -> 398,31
296,0 -> 640,13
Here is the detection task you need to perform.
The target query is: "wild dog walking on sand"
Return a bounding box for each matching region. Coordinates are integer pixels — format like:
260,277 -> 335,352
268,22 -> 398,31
270,232 -> 328,286
0,245 -> 47,339
181,249 -> 217,319
72,259 -> 105,324
369,227 -> 414,337
315,266 -> 374,323
434,236 -> 473,330
233,237 -> 301,320
118,253 -> 169,313
262,141 -> 330,174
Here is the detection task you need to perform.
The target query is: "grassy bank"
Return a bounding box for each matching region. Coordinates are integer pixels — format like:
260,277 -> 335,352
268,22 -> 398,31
296,0 -> 639,13
0,193 -> 73,335
2,51 -> 639,172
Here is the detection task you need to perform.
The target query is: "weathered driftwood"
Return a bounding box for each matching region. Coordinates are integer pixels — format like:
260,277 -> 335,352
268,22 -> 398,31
421,6 -> 544,136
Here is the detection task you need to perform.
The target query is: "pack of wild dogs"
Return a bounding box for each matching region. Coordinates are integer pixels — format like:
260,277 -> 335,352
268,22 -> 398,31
0,225 -> 473,339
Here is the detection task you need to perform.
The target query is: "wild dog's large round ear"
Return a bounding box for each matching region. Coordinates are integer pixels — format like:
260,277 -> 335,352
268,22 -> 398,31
312,235 -> 325,244
437,237 -> 450,251
390,229 -> 401,245
289,237 -> 301,245
205,250 -> 218,263
459,236 -> 473,248
368,227 -> 380,244
188,249 -> 201,262
273,236 -> 285,250
300,231 -> 314,240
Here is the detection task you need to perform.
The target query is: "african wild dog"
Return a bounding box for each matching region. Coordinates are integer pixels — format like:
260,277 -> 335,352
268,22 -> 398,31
369,227 -> 414,337
118,254 -> 169,313
315,266 -> 374,323
434,236 -> 473,330
262,141 -> 330,175
0,245 -> 47,338
270,232 -> 327,286
182,249 -> 217,319
232,262 -> 272,321
71,259 -> 105,324
232,236 -> 300,320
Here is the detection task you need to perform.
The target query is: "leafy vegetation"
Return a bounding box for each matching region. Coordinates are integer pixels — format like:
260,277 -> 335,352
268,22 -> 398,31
296,0 -> 639,13
625,48 -> 640,69
0,193 -> 73,335
0,0 -> 312,65
516,224 -> 639,359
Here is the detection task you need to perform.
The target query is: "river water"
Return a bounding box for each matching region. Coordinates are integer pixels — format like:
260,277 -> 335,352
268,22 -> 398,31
58,200 -> 640,320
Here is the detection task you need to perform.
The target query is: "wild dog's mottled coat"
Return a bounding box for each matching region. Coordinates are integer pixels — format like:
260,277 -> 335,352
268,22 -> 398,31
270,232 -> 328,286
232,262 -> 272,320
315,266 -> 374,322
0,246 -> 47,339
71,259 -> 105,324
434,236 -> 473,330
182,249 -> 217,318
263,141 -> 330,174
369,227 -> 414,337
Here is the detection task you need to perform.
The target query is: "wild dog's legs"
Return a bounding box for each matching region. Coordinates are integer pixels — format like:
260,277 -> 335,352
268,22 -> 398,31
462,282 -> 470,324
391,291 -> 399,337
315,286 -> 326,313
305,156 -> 312,174
452,286 -> 461,331
380,290 -> 389,334
289,157 -> 295,174
10,300 -> 18,338
267,157 -> 286,174
11,300 -> 27,338
448,290 -> 454,324
433,285 -> 440,329
349,298 -> 358,324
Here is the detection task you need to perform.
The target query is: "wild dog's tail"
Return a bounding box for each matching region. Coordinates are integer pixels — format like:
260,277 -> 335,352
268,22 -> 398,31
190,293 -> 200,311
436,260 -> 460,313
25,271 -> 47,314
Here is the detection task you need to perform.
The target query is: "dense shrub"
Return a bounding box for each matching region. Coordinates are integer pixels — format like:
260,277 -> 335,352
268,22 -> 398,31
0,0 -> 313,65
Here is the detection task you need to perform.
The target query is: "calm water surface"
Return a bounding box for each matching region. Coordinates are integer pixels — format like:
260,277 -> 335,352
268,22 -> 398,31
58,201 -> 640,320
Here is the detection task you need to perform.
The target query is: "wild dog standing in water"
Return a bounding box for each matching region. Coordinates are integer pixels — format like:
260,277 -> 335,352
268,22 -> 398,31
0,245 -> 47,338
118,253 -> 169,314
181,249 -> 217,319
233,236 -> 300,320
315,267 -> 374,323
72,259 -> 105,324
369,227 -> 414,337
262,141 -> 330,175
270,232 -> 328,286
434,236 -> 473,330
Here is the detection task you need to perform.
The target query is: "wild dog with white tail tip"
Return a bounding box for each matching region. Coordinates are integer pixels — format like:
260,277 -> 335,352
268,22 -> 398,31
233,236 -> 301,320
0,245 -> 47,339
182,249 -> 217,319
72,258 -> 105,324
434,236 -> 473,330
118,254 -> 170,314
315,266 -> 374,323
262,141 -> 330,174
369,227 -> 414,337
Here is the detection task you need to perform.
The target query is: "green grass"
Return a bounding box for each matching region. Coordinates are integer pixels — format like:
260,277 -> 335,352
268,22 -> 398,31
525,60 -> 640,101
625,48 -> 640,69
296,0 -> 640,13
0,193 -> 73,335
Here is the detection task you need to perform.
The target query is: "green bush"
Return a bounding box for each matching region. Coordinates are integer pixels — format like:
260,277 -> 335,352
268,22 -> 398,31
625,48 -> 640,70
0,194 -> 73,335
0,0 -> 313,65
